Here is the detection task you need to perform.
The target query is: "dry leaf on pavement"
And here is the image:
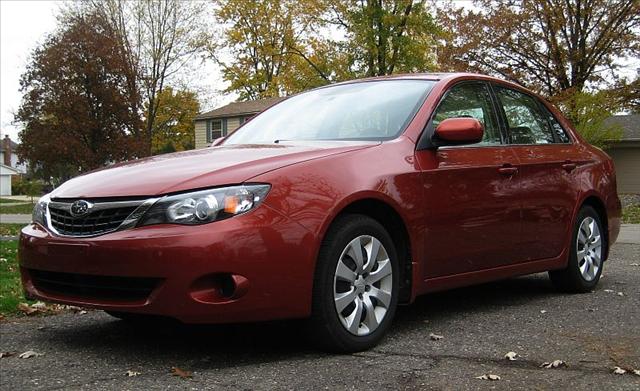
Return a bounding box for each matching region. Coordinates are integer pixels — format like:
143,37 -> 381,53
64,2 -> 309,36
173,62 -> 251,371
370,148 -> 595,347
17,303 -> 39,316
633,369 -> 640,376
18,350 -> 43,359
0,352 -> 15,359
612,367 -> 627,375
125,370 -> 141,377
476,374 -> 501,381
429,333 -> 443,341
171,367 -> 192,379
540,360 -> 567,369
504,351 -> 519,361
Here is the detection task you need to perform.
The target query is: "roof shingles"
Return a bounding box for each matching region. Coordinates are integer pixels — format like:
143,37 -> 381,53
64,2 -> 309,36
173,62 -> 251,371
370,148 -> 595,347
195,97 -> 286,120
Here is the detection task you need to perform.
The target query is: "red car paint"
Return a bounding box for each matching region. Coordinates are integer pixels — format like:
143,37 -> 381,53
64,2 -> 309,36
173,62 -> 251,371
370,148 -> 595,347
19,73 -> 621,323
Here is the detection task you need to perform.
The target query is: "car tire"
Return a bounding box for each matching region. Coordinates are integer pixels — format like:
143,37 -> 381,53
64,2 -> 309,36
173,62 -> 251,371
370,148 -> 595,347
549,206 -> 605,293
308,214 -> 399,353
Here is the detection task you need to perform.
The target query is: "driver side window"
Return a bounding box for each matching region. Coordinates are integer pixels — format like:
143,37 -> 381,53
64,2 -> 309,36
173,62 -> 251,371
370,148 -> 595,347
433,83 -> 502,146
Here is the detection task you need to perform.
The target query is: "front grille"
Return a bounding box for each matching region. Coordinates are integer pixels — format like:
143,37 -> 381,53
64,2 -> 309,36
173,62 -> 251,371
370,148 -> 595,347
48,202 -> 139,237
29,269 -> 161,302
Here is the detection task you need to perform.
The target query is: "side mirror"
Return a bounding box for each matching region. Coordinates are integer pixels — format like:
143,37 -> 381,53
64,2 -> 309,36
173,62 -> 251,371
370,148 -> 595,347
433,118 -> 484,146
210,137 -> 226,147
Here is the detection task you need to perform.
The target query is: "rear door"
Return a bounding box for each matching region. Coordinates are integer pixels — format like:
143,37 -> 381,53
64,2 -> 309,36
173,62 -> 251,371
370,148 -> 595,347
417,82 -> 522,278
492,85 -> 582,261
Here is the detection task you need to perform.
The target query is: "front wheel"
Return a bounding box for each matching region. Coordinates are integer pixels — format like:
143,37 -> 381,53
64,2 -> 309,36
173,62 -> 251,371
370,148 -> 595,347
549,206 -> 605,293
308,214 -> 399,352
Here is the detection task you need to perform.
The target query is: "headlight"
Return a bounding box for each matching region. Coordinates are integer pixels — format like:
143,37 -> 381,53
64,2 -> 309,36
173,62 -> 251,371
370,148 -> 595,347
32,194 -> 50,226
137,184 -> 270,227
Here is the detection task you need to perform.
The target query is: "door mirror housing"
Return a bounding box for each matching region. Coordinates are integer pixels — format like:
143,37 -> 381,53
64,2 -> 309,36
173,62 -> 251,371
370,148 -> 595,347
433,118 -> 484,146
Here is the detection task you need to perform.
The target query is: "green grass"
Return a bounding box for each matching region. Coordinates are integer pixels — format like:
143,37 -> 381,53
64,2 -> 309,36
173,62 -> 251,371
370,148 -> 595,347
0,202 -> 35,214
622,204 -> 640,224
0,198 -> 22,203
0,240 -> 31,316
0,224 -> 26,237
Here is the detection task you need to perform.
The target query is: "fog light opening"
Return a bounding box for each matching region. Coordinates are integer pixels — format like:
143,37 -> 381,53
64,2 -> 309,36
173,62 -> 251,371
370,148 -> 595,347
190,273 -> 249,304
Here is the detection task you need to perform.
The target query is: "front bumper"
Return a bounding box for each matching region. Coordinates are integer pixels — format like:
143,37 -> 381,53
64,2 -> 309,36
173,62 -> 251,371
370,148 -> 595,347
19,204 -> 317,323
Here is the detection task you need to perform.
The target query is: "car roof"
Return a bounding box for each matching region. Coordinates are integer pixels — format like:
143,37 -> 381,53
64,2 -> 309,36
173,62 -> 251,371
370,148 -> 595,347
330,72 -> 528,91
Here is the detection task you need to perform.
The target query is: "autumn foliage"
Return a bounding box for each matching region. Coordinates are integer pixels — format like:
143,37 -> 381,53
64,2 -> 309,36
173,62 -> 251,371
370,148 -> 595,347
16,13 -> 144,182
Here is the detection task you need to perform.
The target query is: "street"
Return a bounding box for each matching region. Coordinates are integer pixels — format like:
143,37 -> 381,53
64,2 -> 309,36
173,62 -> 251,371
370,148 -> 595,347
1,243 -> 639,390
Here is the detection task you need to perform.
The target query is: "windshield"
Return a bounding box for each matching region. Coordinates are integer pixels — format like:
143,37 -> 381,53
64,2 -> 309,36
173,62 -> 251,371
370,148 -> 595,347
224,80 -> 434,144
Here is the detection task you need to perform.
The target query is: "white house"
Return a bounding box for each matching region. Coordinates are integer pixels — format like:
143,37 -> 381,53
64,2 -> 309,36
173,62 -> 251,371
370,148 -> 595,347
0,163 -> 19,196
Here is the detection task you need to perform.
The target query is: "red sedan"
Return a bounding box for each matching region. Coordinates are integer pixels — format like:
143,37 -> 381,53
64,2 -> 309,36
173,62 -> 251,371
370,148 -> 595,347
20,73 -> 621,352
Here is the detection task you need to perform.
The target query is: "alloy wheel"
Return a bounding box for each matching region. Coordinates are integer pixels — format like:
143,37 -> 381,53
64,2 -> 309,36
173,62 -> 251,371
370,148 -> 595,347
333,235 -> 393,336
576,216 -> 602,281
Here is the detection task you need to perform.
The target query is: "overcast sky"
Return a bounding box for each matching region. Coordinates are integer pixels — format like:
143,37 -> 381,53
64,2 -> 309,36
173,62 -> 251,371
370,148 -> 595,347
1,1 -> 59,141
0,0 -> 227,142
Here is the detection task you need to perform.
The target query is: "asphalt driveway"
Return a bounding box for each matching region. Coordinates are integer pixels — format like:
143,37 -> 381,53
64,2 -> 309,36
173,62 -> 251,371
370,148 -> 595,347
1,243 -> 639,390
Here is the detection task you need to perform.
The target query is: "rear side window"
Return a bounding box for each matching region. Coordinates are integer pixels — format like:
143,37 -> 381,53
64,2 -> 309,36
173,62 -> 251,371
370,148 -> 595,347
541,105 -> 571,143
495,87 -> 555,144
433,83 -> 502,145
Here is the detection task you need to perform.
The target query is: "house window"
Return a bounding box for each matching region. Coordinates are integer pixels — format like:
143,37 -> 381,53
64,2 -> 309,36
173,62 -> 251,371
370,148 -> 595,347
207,119 -> 223,142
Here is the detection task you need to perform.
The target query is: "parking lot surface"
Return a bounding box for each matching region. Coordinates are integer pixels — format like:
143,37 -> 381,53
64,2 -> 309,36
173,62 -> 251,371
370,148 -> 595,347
1,243 -> 639,390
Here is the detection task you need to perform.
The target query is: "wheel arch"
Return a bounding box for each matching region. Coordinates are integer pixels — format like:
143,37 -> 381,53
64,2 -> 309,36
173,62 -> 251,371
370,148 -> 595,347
322,196 -> 414,304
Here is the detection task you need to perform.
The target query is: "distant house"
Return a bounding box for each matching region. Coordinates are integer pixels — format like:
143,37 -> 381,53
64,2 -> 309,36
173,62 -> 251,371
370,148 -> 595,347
0,135 -> 27,196
604,114 -> 639,194
1,135 -> 27,174
193,97 -> 286,149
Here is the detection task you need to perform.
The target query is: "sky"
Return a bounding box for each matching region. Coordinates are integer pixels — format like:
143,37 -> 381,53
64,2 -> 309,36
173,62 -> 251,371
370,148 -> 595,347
1,1 -> 59,141
0,0 -> 227,143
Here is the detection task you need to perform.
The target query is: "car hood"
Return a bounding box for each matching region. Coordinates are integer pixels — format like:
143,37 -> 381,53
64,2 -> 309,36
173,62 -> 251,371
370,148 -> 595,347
50,141 -> 378,198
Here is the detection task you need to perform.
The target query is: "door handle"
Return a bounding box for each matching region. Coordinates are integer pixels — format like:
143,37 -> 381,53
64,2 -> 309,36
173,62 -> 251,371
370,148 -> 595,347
562,161 -> 577,172
498,165 -> 518,176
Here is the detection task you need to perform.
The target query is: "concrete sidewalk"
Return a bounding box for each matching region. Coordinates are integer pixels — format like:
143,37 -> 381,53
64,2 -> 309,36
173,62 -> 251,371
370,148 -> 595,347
618,224 -> 640,245
0,214 -> 31,224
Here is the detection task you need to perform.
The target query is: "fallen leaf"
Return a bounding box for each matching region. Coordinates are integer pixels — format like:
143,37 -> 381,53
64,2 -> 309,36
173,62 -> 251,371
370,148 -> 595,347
31,302 -> 47,310
504,351 -> 519,361
630,263 -> 639,267
476,374 -> 501,381
17,303 -> 39,315
429,333 -> 443,341
540,310 -> 547,314
540,360 -> 567,369
612,367 -> 626,375
171,367 -> 192,379
617,292 -> 624,297
125,370 -> 141,377
0,352 -> 15,359
633,369 -> 640,376
18,350 -> 43,359
603,289 -> 614,293
79,310 -> 88,315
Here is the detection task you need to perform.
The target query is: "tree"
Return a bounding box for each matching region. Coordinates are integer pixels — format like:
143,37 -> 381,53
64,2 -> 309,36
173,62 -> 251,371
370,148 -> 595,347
211,0 -> 330,100
16,12 -> 144,183
211,0 -> 441,99
438,0 -> 640,98
552,89 -> 623,149
146,87 -> 199,154
324,0 -> 440,77
82,0 -> 206,155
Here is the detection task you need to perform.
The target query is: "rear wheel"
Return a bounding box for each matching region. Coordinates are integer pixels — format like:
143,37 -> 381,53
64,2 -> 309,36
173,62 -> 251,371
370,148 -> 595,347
549,206 -> 605,292
308,214 -> 399,352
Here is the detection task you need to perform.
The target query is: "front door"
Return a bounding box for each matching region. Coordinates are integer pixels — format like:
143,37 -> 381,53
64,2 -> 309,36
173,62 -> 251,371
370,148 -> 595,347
416,82 -> 523,279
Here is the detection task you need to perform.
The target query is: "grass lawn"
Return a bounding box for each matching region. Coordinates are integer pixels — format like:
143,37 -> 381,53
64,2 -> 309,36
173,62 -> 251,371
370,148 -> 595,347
0,202 -> 35,214
622,204 -> 640,224
0,224 -> 26,236
0,240 -> 31,316
0,198 -> 23,203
